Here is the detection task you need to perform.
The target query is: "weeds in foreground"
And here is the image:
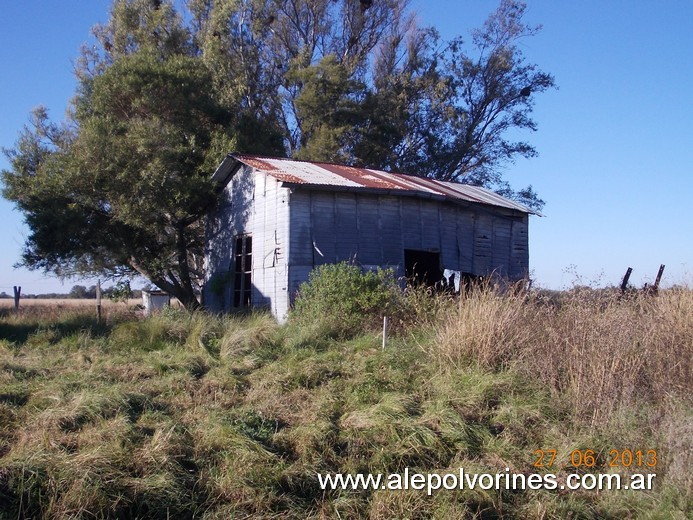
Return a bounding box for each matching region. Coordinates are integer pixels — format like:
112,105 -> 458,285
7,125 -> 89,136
431,285 -> 692,500
0,287 -> 690,519
433,286 -> 691,419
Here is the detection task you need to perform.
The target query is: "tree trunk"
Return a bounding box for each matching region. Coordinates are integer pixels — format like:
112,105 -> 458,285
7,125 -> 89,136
128,256 -> 201,310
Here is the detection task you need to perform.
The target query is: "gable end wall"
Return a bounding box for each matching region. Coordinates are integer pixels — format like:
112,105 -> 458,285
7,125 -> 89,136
204,166 -> 290,319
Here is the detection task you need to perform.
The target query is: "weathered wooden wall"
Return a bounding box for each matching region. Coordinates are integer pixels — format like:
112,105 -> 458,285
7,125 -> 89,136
206,169 -> 530,321
204,166 -> 291,318
286,189 -> 529,302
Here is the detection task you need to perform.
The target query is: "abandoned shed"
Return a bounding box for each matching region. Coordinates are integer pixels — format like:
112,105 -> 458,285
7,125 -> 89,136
204,154 -> 539,321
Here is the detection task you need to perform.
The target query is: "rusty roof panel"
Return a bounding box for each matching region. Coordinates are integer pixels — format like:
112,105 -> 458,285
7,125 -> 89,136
263,158 -> 360,187
231,154 -> 538,214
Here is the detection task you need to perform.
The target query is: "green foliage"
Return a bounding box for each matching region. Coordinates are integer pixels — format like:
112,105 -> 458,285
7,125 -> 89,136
2,49 -> 235,307
290,262 -> 401,339
3,0 -> 553,304
68,285 -> 96,299
189,0 -> 553,208
2,0 -> 284,308
0,293 -> 690,518
290,55 -> 366,163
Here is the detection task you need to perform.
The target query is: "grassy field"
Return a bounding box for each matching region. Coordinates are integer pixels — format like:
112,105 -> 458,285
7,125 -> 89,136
0,286 -> 690,519
0,298 -> 142,308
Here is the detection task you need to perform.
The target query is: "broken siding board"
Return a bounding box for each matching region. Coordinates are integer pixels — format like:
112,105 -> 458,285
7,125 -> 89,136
334,192 -> 359,261
311,192 -> 337,264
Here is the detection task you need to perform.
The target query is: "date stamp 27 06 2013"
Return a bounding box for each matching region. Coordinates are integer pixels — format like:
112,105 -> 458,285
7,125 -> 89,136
533,449 -> 657,469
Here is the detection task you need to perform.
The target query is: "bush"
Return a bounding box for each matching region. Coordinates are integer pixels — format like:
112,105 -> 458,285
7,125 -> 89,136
289,262 -> 401,339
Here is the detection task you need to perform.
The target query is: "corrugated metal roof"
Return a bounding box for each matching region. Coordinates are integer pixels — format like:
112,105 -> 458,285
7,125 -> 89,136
224,154 -> 539,215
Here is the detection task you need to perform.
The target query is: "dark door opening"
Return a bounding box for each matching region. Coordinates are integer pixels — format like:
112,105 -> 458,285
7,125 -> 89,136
233,234 -> 252,307
404,249 -> 443,287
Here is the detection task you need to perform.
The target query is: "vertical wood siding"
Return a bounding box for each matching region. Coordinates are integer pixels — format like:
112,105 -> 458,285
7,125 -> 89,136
379,196 -> 404,265
251,171 -> 290,318
204,167 -> 290,319
510,215 -> 529,279
334,193 -> 359,261
207,172 -> 530,320
401,198 -> 423,251
285,189 -> 529,304
473,212 -> 493,274
456,209 -> 475,273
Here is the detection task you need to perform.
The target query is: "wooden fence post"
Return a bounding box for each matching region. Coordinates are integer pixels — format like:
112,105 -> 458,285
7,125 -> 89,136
652,264 -> 665,293
620,267 -> 632,294
96,280 -> 102,323
13,286 -> 21,311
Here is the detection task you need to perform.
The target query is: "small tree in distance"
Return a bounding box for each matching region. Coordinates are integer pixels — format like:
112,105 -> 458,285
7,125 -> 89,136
108,280 -> 133,304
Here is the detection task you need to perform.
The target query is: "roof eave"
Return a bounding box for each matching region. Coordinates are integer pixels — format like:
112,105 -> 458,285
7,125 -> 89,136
281,182 -> 534,217
225,152 -> 542,216
211,153 -> 243,188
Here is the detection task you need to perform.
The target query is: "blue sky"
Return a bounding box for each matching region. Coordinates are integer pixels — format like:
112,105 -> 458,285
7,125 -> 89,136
1,0 -> 691,294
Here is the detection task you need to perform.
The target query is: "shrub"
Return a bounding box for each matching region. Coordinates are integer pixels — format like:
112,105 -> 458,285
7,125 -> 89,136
289,262 -> 401,339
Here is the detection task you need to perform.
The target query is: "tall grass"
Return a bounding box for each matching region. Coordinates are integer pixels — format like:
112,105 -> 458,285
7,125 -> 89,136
431,285 -> 692,493
432,286 -> 691,418
1,286 -> 690,518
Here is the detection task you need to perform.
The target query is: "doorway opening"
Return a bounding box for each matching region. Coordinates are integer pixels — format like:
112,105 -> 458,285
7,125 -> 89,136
404,249 -> 442,287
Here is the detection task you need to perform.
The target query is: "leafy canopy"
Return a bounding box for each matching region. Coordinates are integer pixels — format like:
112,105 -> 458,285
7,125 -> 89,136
185,0 -> 554,208
3,51 -> 242,306
3,0 -> 554,304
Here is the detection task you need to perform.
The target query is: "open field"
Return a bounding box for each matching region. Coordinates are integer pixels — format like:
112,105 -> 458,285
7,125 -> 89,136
0,286 -> 690,519
0,298 -> 142,308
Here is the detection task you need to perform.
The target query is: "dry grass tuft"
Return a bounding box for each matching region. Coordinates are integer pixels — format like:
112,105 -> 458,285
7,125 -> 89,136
219,312 -> 279,358
432,284 -> 538,369
431,286 -> 692,426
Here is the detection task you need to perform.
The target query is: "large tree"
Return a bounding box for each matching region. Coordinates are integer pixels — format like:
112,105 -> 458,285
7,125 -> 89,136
3,0 -> 553,305
359,0 -> 555,205
3,53 -> 235,307
2,1 -> 281,307
187,0 -> 554,208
